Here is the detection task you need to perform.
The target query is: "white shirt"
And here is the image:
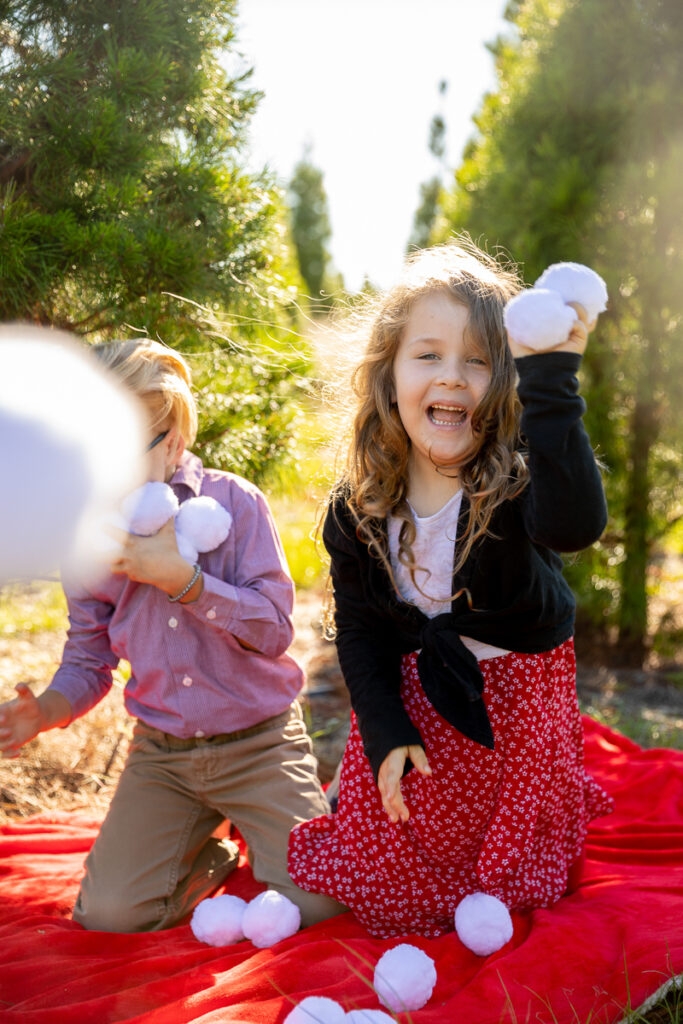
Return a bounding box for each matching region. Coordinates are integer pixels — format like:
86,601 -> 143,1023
388,492 -> 509,662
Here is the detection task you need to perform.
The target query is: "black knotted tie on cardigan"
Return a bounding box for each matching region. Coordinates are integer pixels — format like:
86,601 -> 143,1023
416,613 -> 496,751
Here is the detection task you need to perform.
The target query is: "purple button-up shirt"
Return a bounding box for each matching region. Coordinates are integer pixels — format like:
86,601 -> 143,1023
49,452 -> 304,737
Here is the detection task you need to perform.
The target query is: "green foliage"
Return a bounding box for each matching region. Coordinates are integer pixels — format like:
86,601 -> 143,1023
1,0 -> 307,483
436,0 -> 683,664
287,149 -> 343,309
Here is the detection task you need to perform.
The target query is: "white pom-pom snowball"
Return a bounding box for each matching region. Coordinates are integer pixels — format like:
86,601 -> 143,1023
242,890 -> 301,948
175,496 -> 232,553
373,943 -> 437,1013
284,997 -> 346,1024
190,894 -> 247,946
346,1010 -> 396,1023
454,892 -> 514,957
175,531 -> 199,565
503,288 -> 577,350
122,482 -> 178,535
534,262 -> 608,322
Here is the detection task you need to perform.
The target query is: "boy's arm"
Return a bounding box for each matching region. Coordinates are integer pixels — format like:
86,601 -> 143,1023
179,485 -> 297,659
46,587 -> 119,721
0,684 -> 72,758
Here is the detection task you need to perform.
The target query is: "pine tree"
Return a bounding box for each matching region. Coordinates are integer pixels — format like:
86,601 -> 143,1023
0,0 -> 306,484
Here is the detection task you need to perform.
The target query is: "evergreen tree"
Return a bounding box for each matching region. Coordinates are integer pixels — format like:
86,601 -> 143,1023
0,0 -> 306,484
407,82 -> 449,251
287,149 -> 341,308
437,0 -> 683,664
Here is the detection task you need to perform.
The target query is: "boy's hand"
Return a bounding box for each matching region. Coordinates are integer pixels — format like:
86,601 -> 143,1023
378,744 -> 432,823
0,684 -> 50,757
508,302 -> 595,358
109,519 -> 202,600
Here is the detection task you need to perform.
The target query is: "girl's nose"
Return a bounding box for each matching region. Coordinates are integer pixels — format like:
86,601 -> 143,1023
436,359 -> 466,388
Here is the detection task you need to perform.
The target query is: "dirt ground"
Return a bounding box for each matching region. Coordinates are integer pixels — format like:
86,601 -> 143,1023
1,585 -> 682,822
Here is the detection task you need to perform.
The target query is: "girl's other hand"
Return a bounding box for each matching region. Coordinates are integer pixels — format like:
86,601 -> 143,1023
508,301 -> 596,358
378,744 -> 432,823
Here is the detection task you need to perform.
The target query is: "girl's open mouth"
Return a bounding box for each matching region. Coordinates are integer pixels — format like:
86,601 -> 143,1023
428,403 -> 468,427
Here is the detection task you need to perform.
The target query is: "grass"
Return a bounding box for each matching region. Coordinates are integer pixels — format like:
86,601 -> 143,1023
0,579 -> 67,634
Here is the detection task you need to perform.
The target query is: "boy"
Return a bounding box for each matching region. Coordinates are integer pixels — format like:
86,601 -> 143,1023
0,339 -> 344,933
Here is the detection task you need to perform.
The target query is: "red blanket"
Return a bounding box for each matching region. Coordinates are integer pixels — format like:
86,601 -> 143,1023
1,717 -> 681,1024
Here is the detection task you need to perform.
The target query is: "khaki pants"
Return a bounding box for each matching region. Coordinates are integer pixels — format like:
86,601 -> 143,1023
73,703 -> 345,933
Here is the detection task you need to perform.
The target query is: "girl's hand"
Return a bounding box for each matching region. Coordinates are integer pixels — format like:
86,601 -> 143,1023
0,684 -> 48,757
109,519 -> 202,600
378,744 -> 432,823
508,302 -> 595,358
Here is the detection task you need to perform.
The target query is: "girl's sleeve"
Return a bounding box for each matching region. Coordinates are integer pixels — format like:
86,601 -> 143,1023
516,352 -> 607,551
323,499 -> 423,781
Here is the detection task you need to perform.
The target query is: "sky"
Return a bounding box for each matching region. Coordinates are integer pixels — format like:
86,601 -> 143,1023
233,0 -> 511,291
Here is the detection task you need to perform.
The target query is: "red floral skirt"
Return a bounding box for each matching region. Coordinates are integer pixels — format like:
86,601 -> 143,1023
288,640 -> 613,938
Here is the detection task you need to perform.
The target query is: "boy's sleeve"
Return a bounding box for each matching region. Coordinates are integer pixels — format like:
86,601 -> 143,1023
181,485 -> 296,659
324,498 -> 423,782
515,351 -> 607,552
48,590 -> 118,721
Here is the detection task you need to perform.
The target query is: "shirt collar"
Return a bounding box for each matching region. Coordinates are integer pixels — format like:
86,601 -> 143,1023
169,450 -> 203,497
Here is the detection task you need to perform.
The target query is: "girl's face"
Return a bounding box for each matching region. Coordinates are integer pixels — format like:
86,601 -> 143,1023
392,291 -> 491,484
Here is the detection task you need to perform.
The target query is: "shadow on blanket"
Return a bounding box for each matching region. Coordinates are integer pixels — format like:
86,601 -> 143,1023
1,717 -> 681,1024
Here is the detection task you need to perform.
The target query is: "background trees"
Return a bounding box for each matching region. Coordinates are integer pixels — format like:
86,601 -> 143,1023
435,0 -> 683,665
0,0 -> 304,484
288,149 -> 343,310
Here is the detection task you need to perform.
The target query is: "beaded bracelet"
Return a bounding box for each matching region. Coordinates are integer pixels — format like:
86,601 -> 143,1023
168,563 -> 202,603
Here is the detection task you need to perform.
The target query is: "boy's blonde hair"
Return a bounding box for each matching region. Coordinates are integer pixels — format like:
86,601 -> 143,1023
338,237 -> 528,585
91,339 -> 198,446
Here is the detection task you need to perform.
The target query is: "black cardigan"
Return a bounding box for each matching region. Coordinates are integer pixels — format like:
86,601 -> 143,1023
323,352 -> 607,781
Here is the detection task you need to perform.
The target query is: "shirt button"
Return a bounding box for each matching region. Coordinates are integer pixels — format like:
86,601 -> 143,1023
194,730 -> 205,738
206,607 -> 216,620
168,617 -> 178,629
182,676 -> 193,687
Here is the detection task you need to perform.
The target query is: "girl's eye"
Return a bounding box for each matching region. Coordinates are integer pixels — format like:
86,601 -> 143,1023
467,356 -> 488,366
417,352 -> 438,360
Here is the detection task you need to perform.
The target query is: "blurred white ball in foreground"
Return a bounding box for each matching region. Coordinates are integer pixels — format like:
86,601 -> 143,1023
0,326 -> 145,584
373,943 -> 437,1012
283,996 -> 346,1024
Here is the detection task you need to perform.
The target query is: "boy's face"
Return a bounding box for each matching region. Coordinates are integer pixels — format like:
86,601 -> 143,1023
143,404 -> 185,483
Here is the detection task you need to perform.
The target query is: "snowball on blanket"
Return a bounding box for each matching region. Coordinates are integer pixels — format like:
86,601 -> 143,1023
121,482 -> 179,535
284,997 -> 346,1024
454,892 -> 513,956
373,943 -> 437,1013
535,262 -> 608,322
346,1010 -> 396,1022
503,288 -> 577,350
242,890 -> 301,948
190,894 -> 247,946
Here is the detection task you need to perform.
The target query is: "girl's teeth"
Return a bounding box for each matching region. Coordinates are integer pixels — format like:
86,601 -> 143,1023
430,405 -> 466,425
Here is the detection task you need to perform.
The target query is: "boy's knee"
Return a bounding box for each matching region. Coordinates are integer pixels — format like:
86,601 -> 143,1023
73,887 -> 163,933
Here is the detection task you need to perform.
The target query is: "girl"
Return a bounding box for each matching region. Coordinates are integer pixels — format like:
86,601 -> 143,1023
288,240 -> 613,939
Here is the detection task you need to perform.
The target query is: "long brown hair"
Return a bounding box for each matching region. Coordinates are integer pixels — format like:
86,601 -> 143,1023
335,238 -> 529,588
